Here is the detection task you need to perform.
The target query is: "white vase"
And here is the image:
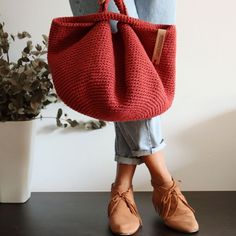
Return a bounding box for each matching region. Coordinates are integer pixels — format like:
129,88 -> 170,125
0,119 -> 37,203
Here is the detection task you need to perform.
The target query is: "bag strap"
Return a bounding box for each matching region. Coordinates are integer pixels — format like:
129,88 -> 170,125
98,0 -> 128,16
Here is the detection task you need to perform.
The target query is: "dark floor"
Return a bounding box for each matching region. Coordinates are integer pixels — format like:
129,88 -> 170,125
0,191 -> 236,236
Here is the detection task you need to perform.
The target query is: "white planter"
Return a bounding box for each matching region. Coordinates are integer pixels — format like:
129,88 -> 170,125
0,119 -> 37,203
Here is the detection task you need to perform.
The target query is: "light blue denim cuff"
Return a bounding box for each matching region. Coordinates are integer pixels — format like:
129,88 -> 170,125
115,139 -> 167,165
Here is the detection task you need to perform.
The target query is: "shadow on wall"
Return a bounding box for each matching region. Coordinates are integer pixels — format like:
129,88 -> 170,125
174,109 -> 236,191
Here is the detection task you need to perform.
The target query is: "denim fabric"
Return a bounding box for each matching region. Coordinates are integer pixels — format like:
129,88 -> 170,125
69,0 -> 176,29
114,117 -> 166,165
69,0 -> 176,165
69,0 -> 176,23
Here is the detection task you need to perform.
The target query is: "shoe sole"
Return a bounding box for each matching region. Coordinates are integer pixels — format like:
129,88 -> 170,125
165,224 -> 200,234
109,224 -> 142,235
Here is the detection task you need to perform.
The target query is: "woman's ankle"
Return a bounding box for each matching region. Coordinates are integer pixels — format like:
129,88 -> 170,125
142,151 -> 172,186
151,173 -> 172,186
113,180 -> 132,190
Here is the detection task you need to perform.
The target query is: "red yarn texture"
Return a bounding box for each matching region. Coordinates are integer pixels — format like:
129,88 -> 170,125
47,4 -> 176,122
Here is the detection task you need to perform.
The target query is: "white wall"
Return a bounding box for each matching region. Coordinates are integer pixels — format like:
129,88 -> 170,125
1,0 -> 235,191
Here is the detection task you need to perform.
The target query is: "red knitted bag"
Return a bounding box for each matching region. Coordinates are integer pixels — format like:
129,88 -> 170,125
47,0 -> 176,122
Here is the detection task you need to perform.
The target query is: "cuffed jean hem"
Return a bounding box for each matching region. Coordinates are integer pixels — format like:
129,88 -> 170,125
114,140 -> 167,165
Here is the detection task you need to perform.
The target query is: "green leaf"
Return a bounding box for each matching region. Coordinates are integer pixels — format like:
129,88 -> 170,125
27,40 -> 32,47
42,34 -> 48,43
17,32 -> 23,39
17,31 -> 31,39
30,101 -> 40,111
21,56 -> 30,62
10,34 -> 15,41
31,50 -> 41,56
99,120 -> 107,127
35,44 -> 42,51
56,118 -> 62,127
91,120 -> 101,129
18,108 -> 25,114
3,32 -> 8,38
56,108 -> 63,119
23,46 -> 30,54
22,31 -> 31,38
40,50 -> 47,55
17,58 -> 23,66
66,118 -> 78,127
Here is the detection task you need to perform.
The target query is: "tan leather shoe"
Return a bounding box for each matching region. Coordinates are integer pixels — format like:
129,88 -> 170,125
151,177 -> 199,233
107,183 -> 143,235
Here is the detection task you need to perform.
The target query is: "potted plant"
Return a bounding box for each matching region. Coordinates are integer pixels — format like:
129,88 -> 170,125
0,22 -> 107,203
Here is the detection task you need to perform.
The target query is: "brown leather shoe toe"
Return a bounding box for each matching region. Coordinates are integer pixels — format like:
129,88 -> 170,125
107,183 -> 143,235
151,177 -> 199,233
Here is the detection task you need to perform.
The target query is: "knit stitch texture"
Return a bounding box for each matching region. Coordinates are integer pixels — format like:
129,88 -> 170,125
47,0 -> 176,121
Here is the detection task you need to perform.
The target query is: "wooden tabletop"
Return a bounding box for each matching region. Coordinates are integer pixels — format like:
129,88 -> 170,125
0,191 -> 236,236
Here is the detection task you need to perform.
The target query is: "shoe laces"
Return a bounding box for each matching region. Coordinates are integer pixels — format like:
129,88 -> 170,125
153,179 -> 195,219
108,187 -> 143,225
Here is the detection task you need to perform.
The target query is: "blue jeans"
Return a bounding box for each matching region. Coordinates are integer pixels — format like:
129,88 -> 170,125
114,117 -> 167,165
69,0 -> 176,165
69,0 -> 176,24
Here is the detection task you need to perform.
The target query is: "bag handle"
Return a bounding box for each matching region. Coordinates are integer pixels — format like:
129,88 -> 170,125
98,0 -> 128,16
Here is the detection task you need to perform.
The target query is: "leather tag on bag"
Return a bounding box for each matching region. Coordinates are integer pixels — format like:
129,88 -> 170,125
152,29 -> 167,65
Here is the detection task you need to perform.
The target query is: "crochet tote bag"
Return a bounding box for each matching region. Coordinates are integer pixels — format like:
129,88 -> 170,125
47,0 -> 176,122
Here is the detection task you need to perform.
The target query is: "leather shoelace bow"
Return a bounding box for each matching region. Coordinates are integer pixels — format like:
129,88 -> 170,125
108,188 -> 143,225
155,180 -> 195,219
